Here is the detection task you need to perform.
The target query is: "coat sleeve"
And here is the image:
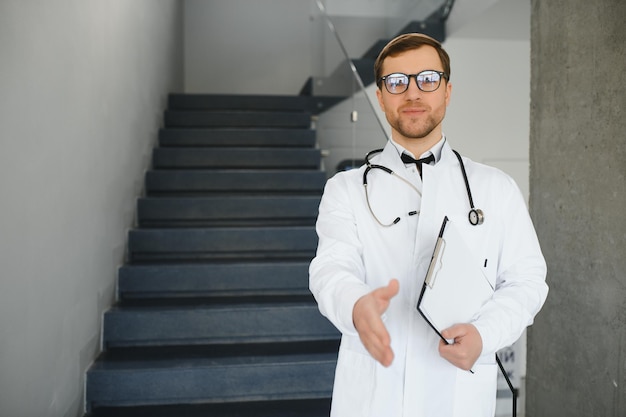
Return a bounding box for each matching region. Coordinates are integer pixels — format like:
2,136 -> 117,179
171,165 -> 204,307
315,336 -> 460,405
472,176 -> 549,356
309,173 -> 372,336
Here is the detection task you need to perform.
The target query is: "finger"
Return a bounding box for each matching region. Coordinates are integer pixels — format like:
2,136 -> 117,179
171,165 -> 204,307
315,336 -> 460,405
365,332 -> 394,366
363,307 -> 391,346
360,310 -> 394,366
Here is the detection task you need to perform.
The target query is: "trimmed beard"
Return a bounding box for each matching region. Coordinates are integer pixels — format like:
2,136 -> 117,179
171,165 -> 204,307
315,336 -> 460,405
390,112 -> 443,140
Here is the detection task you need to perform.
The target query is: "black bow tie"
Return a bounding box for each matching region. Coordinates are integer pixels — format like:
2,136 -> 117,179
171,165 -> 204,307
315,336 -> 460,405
401,152 -> 435,177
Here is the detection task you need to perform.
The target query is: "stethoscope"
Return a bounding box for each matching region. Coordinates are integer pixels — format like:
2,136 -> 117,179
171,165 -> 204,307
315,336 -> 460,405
363,148 -> 485,227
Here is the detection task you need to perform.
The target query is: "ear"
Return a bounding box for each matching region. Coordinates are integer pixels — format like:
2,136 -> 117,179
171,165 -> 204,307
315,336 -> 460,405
444,81 -> 452,106
376,87 -> 385,112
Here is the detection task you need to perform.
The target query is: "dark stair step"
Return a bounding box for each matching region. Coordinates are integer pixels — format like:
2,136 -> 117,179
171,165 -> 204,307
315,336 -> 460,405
137,196 -> 321,227
168,93 -> 343,114
87,398 -> 331,417
128,226 -> 318,262
168,94 -> 311,112
164,110 -> 312,129
152,147 -> 321,169
118,261 -> 312,300
352,58 -> 376,86
159,128 -> 316,148
145,169 -> 326,195
86,352 -> 337,410
103,302 -> 339,349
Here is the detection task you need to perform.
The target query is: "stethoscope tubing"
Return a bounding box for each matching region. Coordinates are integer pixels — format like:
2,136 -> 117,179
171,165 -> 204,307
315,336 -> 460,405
363,148 -> 484,226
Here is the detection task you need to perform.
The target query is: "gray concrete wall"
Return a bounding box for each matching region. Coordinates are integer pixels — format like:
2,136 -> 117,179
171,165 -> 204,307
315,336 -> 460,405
527,0 -> 626,416
0,1 -> 182,416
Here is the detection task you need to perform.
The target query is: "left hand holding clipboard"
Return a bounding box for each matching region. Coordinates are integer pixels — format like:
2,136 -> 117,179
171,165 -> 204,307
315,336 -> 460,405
438,323 -> 483,371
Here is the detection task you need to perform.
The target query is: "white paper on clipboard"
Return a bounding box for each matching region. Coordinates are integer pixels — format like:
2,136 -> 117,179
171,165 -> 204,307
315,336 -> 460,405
417,216 -> 494,341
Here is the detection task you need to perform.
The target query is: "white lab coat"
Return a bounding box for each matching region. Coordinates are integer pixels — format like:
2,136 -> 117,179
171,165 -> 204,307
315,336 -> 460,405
309,140 -> 548,417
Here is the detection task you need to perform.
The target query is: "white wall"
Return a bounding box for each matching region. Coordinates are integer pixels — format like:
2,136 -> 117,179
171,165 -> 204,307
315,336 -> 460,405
443,38 -> 530,200
184,0 -> 312,94
445,0 -> 531,199
183,0 -> 443,95
0,2 -> 182,416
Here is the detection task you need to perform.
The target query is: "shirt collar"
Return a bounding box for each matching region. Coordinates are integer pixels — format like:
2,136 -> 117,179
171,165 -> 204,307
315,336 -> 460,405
390,135 -> 447,164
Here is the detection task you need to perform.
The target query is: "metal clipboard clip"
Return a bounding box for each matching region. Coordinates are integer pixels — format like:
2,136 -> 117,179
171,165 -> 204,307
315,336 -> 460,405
424,237 -> 445,289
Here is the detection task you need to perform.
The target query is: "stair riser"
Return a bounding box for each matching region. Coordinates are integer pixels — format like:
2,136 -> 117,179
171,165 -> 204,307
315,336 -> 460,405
165,111 -> 311,129
167,94 -> 343,114
87,359 -> 336,410
159,128 -> 316,148
103,305 -> 338,348
137,196 -> 321,227
145,171 -> 327,194
168,94 -> 311,112
118,262 -> 311,299
152,148 -> 321,169
128,227 -> 318,262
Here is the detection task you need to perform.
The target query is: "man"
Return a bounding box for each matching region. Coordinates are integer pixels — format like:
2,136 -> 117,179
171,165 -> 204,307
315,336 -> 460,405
309,33 -> 548,417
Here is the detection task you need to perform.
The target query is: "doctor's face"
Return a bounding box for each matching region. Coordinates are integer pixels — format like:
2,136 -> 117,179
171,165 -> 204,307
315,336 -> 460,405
376,46 -> 451,148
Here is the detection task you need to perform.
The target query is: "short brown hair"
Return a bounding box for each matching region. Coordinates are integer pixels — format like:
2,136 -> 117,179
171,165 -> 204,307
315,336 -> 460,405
374,33 -> 451,88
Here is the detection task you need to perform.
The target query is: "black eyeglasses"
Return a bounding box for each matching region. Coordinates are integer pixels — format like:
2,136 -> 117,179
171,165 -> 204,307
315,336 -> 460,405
378,70 -> 449,94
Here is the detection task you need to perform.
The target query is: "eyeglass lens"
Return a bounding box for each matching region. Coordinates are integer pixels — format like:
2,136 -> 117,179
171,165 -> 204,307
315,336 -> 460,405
384,71 -> 443,94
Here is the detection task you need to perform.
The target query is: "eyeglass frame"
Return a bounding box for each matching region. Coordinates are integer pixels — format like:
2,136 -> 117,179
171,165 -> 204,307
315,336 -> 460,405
378,70 -> 449,94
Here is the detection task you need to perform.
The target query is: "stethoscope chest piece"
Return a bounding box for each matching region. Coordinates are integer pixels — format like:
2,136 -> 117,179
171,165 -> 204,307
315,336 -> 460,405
468,208 -> 485,226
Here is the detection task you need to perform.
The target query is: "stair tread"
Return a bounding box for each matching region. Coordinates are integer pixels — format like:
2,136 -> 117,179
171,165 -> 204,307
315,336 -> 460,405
108,300 -> 319,312
103,301 -> 338,346
164,110 -> 312,129
87,398 -> 331,417
168,94 -> 312,111
159,128 -> 316,148
146,168 -> 325,173
167,93 -> 343,114
145,169 -> 326,191
137,195 -> 321,221
87,351 -> 336,408
90,351 -> 337,370
118,261 -> 312,299
153,147 -> 321,169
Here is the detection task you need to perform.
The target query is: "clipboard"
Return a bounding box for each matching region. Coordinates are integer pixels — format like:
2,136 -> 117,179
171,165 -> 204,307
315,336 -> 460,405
416,216 -> 494,343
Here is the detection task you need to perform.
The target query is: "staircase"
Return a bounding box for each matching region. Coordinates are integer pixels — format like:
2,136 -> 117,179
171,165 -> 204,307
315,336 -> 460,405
85,94 -> 342,416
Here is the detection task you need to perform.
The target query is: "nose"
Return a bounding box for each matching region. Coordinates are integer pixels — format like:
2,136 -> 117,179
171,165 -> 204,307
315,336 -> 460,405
405,75 -> 423,99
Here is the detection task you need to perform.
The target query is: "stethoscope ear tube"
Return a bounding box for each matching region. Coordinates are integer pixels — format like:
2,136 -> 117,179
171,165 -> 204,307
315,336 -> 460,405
363,149 -> 420,227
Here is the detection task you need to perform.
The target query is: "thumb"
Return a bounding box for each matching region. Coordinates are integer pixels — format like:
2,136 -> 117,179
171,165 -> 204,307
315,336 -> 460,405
441,324 -> 463,340
378,278 -> 399,300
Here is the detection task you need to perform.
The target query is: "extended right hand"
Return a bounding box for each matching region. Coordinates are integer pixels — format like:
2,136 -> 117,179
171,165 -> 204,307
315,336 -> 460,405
352,279 -> 399,367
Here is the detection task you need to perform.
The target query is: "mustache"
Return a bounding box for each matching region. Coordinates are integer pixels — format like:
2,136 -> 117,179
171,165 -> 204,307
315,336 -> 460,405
399,103 -> 430,112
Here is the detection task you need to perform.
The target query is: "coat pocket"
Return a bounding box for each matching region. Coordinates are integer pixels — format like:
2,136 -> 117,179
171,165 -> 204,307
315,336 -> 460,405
330,345 -> 376,417
452,363 -> 498,417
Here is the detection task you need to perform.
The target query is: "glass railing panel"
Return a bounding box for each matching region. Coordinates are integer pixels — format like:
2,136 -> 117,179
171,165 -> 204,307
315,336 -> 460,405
309,0 -> 389,177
